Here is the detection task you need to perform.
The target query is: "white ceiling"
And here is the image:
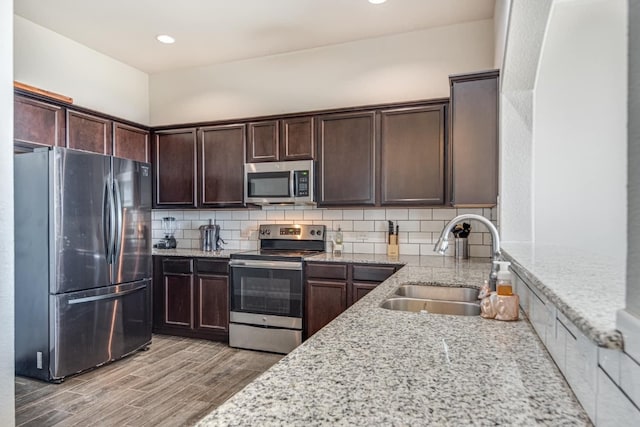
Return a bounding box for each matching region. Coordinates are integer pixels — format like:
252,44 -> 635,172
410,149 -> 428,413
14,0 -> 495,74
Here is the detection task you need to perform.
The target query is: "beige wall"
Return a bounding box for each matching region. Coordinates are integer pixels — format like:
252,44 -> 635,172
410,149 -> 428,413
1,1 -> 15,425
14,16 -> 150,125
149,19 -> 494,126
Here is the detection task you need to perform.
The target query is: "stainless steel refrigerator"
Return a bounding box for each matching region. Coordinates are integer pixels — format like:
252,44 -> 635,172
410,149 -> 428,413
14,147 -> 152,382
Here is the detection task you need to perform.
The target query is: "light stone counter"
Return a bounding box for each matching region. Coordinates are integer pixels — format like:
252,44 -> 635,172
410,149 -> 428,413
152,248 -> 246,258
502,243 -> 625,349
197,262 -> 589,426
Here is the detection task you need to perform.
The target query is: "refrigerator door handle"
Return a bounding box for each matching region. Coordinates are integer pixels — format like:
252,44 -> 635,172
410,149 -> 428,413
103,180 -> 115,263
68,284 -> 147,305
113,179 -> 123,262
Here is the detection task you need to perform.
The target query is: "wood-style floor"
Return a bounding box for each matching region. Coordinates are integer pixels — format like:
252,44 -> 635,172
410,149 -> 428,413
15,334 -> 283,427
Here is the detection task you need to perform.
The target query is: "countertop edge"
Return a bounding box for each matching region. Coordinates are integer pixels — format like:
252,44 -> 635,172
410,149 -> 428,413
503,249 -> 623,349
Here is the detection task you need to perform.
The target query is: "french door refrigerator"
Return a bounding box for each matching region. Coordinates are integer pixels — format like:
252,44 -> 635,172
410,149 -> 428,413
14,147 -> 152,382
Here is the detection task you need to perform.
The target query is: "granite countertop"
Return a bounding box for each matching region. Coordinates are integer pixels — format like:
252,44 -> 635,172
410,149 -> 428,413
152,248 -> 246,258
502,242 -> 625,349
197,262 -> 589,426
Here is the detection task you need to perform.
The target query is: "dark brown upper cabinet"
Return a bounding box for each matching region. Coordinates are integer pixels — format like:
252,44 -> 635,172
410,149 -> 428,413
316,111 -> 376,206
280,116 -> 314,160
199,124 -> 246,208
247,120 -> 279,162
379,105 -> 445,206
113,122 -> 150,163
66,110 -> 113,155
449,70 -> 499,207
153,129 -> 197,208
247,116 -> 314,163
14,95 -> 65,149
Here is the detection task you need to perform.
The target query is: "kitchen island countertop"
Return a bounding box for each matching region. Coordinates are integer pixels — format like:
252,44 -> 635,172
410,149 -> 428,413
197,261 -> 589,426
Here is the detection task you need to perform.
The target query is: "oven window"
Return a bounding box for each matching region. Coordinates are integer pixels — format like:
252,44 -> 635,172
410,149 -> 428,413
248,172 -> 290,197
231,268 -> 302,317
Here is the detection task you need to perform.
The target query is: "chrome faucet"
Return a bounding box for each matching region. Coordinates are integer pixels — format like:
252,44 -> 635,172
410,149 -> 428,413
433,214 -> 501,290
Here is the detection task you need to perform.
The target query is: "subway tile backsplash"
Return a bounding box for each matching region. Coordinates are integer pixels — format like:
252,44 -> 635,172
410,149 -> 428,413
152,206 -> 497,257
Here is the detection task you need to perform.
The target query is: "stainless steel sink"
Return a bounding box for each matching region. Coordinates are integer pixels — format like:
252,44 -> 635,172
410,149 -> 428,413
380,297 -> 481,316
394,285 -> 479,302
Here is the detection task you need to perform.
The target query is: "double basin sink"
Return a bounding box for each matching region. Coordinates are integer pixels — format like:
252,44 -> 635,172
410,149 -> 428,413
381,284 -> 481,316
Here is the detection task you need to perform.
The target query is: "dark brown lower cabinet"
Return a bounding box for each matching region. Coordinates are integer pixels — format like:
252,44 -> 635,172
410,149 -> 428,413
153,256 -> 229,341
306,279 -> 348,338
305,262 -> 401,338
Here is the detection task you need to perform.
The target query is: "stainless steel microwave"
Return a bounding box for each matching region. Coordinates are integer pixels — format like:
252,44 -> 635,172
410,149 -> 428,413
244,160 -> 314,205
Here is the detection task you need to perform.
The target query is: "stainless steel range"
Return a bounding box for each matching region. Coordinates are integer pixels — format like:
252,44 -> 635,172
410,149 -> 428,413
229,224 -> 326,354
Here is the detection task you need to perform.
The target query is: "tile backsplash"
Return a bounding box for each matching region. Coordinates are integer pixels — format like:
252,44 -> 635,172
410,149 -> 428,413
152,206 -> 497,257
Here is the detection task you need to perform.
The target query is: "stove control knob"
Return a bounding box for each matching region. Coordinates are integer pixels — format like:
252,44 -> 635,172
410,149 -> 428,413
310,230 -> 315,236
265,229 -> 271,235
316,229 -> 322,236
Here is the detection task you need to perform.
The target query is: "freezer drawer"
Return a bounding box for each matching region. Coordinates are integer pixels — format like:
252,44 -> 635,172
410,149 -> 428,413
50,280 -> 151,380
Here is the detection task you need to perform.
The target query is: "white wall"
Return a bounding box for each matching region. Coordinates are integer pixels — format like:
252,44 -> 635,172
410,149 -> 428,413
499,0 -> 552,243
149,20 -> 494,126
493,0 -> 512,70
14,16 -> 149,125
534,0 -> 627,259
628,0 -> 640,318
1,0 -> 15,425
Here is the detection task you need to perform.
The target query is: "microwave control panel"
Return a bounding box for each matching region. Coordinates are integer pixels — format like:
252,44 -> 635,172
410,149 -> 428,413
294,170 -> 309,197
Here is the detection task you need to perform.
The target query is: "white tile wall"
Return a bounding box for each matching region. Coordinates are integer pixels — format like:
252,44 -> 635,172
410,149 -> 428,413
152,206 -> 497,255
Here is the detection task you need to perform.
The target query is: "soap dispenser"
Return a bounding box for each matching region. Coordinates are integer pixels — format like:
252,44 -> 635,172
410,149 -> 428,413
333,227 -> 343,256
494,261 -> 513,296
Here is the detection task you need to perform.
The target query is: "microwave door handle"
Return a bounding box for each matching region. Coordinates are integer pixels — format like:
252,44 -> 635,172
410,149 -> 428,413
290,170 -> 295,198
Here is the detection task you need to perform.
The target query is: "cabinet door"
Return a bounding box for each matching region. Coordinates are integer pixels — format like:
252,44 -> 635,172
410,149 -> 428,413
160,258 -> 194,330
14,95 -> 65,148
449,71 -> 499,206
351,282 -> 378,305
281,116 -> 314,160
196,274 -> 229,333
317,111 -> 376,206
199,124 -> 246,207
305,279 -> 347,338
113,122 -> 149,163
380,105 -> 445,205
66,110 -> 112,155
164,273 -> 194,329
153,129 -> 197,208
247,120 -> 279,162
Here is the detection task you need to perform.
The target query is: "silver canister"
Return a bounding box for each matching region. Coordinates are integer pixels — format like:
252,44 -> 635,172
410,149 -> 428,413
199,220 -> 221,252
454,237 -> 469,259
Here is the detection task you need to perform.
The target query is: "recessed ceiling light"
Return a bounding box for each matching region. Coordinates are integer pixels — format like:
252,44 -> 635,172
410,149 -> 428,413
156,34 -> 175,44
369,0 -> 387,4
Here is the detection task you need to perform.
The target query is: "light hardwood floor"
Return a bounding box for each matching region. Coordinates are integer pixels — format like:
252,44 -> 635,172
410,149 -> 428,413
15,334 -> 283,427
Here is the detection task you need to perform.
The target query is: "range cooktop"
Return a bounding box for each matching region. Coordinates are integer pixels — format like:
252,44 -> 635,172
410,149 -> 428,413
231,224 -> 327,261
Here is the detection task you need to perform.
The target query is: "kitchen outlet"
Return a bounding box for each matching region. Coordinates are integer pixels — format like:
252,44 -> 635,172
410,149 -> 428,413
356,232 -> 369,240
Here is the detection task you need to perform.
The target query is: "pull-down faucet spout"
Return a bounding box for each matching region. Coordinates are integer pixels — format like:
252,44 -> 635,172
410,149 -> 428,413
434,214 -> 501,290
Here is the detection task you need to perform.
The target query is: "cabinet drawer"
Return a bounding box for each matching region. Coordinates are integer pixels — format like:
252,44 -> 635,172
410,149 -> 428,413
306,263 -> 348,280
352,264 -> 397,282
196,258 -> 229,275
162,258 -> 193,274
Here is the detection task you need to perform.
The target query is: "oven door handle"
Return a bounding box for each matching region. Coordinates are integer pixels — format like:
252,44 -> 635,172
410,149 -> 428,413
229,260 -> 303,271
